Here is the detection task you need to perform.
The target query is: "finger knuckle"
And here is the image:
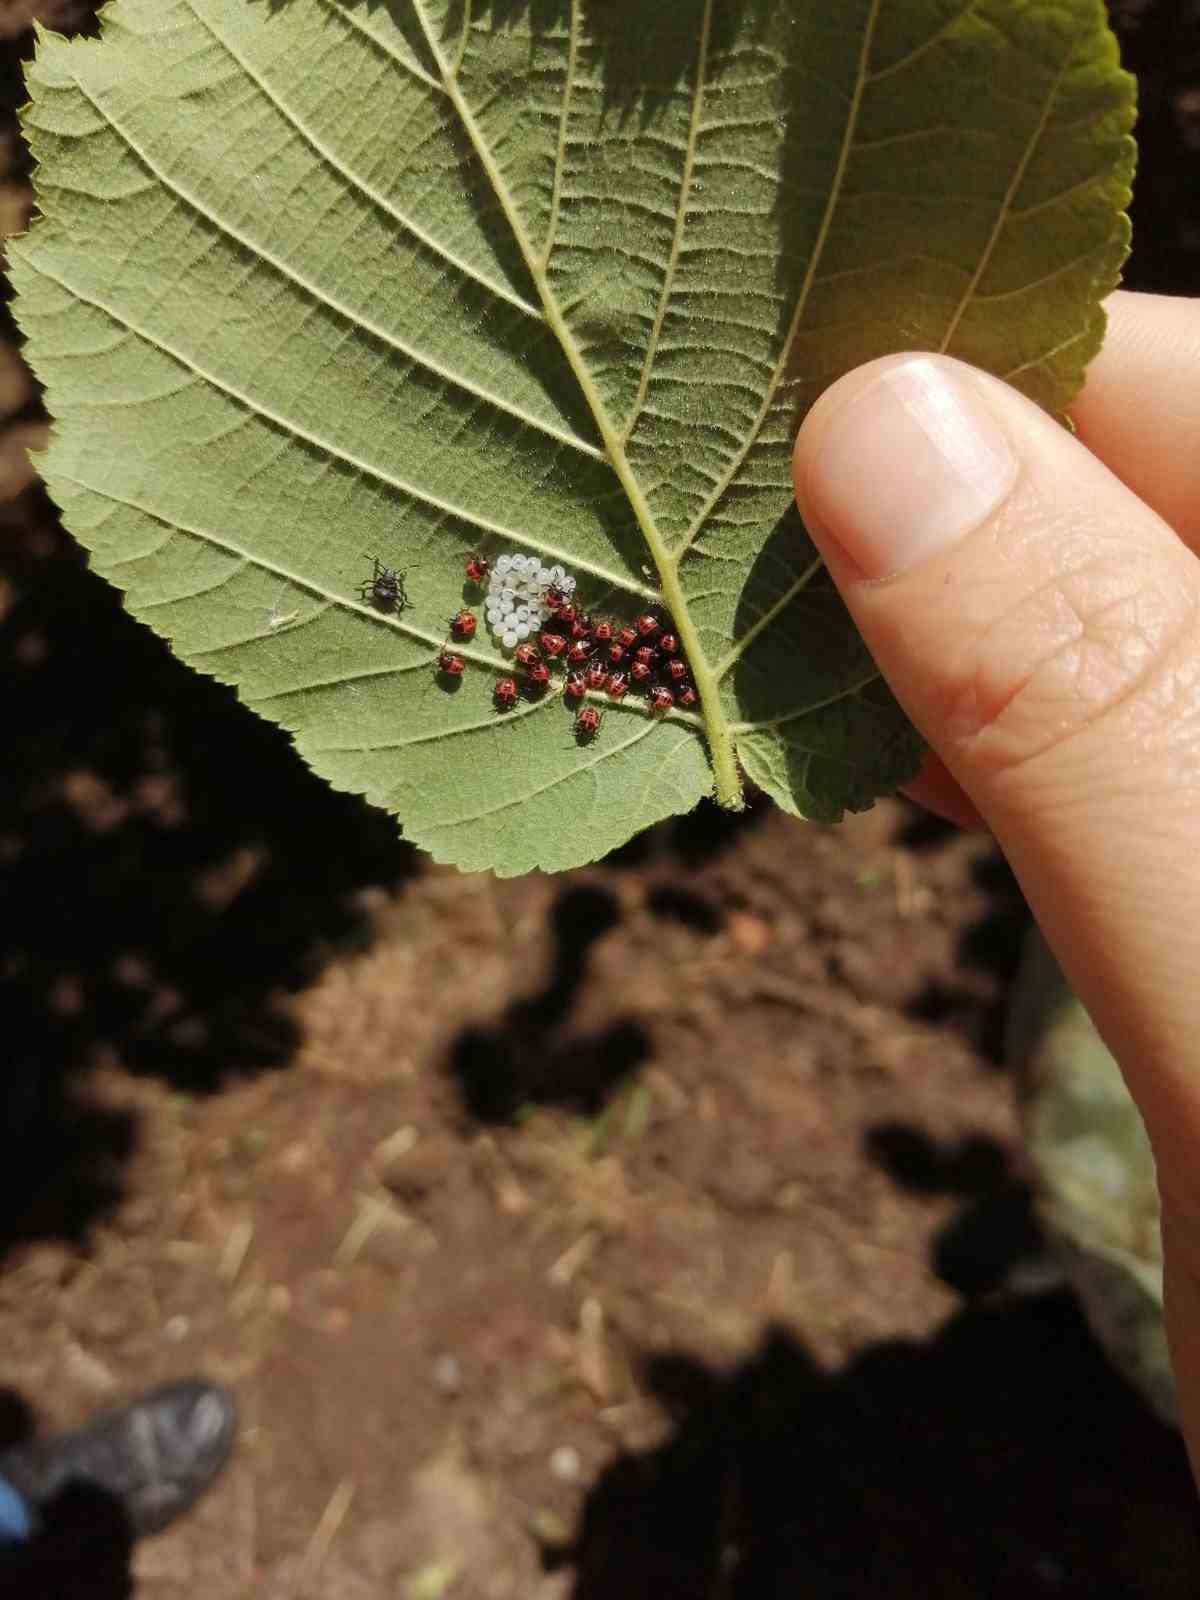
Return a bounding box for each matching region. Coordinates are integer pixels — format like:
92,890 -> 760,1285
941,542 -> 1200,782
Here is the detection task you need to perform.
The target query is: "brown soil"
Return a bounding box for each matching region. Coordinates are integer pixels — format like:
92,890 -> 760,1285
2,4 -> 1200,1597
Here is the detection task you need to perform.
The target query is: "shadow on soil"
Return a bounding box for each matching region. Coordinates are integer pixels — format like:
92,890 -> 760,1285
899,835 -> 1029,1066
604,787 -> 774,873
0,503 -> 419,1254
0,1487 -> 132,1600
0,1387 -> 132,1599
558,1298 -> 1200,1599
446,883 -> 651,1121
865,1123 -> 1044,1298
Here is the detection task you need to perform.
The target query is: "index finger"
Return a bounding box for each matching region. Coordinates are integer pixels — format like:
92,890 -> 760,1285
1070,290 -> 1200,551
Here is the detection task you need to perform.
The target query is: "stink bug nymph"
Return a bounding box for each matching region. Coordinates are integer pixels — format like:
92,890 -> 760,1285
494,676 -> 519,710
649,685 -> 674,712
437,649 -> 466,677
564,672 -> 587,699
575,705 -> 602,740
450,609 -> 477,639
361,555 -> 412,612
465,553 -> 490,583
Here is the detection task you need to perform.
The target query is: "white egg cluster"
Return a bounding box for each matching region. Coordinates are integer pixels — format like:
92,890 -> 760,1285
484,554 -> 577,652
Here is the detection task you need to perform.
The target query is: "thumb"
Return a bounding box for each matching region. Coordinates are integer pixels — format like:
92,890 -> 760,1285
794,353 -> 1200,1452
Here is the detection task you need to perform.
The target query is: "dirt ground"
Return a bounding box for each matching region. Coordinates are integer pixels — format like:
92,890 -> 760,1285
3,3 -> 1200,1597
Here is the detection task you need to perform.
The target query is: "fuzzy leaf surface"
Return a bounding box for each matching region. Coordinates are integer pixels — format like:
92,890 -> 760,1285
12,0 -> 1134,872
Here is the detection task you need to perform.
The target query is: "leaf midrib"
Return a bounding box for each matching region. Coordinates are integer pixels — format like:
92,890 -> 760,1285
408,0 -> 746,804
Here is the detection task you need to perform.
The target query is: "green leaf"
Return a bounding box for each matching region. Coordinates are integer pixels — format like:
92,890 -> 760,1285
11,0 -> 1134,874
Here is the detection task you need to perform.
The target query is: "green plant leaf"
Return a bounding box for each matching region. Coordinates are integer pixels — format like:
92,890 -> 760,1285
11,0 -> 1134,874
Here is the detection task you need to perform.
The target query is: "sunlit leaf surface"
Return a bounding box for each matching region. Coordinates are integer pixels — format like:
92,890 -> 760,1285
12,0 -> 1134,872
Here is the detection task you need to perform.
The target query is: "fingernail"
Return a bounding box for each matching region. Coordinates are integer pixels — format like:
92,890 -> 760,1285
802,356 -> 1018,577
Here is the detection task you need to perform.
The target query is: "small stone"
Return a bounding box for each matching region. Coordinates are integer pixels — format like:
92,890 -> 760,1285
549,1446 -> 580,1483
727,910 -> 772,957
432,1354 -> 462,1396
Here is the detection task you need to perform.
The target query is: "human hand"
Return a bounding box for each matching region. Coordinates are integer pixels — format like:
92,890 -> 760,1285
792,291 -> 1200,1478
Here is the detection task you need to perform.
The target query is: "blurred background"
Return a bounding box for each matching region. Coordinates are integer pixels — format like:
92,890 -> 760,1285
0,1 -> 1198,1595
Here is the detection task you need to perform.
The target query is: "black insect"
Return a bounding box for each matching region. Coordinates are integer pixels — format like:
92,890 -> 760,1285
359,555 -> 413,612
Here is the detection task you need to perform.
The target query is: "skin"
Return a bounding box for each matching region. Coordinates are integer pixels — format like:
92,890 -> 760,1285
791,292 -> 1200,1480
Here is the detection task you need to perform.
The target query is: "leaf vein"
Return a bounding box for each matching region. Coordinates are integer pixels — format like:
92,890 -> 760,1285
540,0 -> 579,267
939,40 -> 1078,353
74,56 -> 597,458
440,717 -> 660,827
731,670 -> 884,735
210,0 -> 538,316
33,259 -> 650,596
672,0 -> 884,560
867,0 -> 980,85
